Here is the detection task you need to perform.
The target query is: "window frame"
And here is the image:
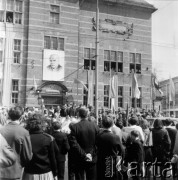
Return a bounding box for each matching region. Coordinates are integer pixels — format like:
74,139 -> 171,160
13,38 -> 21,64
84,47 -> 96,70
104,50 -> 123,72
129,52 -> 141,74
11,79 -> 19,104
4,0 -> 23,24
49,4 -> 60,24
104,85 -> 109,107
44,36 -> 65,51
118,86 -> 123,108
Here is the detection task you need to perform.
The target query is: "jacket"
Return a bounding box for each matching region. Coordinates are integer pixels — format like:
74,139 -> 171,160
0,121 -> 32,179
0,133 -> 16,168
24,130 -> 58,176
69,119 -> 99,164
52,130 -> 70,162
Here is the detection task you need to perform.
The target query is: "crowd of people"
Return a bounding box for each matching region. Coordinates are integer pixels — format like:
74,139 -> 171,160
0,104 -> 178,180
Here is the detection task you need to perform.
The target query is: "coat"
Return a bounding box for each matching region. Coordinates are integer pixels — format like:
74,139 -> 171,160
96,129 -> 124,180
0,121 -> 32,179
69,119 -> 99,164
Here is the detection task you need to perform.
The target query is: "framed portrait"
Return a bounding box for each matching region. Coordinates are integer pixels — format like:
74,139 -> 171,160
43,49 -> 64,81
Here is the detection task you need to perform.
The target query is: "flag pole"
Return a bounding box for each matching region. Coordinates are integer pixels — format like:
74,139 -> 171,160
95,0 -> 99,124
134,52 -> 137,111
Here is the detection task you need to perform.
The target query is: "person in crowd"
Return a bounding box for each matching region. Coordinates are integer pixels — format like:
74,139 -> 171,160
52,121 -> 70,180
140,118 -> 152,180
54,106 -> 61,118
110,114 -> 122,142
172,123 -> 178,178
0,106 -> 32,180
68,103 -> 77,117
22,113 -> 58,180
60,104 -> 68,117
96,114 -> 124,180
69,107 -> 99,180
126,130 -> 144,180
164,119 -> 177,158
0,133 -> 16,168
122,116 -> 145,143
152,119 -> 171,180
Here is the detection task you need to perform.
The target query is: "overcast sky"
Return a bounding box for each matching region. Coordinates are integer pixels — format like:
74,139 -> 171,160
145,0 -> 178,80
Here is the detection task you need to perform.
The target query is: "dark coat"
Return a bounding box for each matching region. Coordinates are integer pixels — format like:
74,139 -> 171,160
0,122 -> 32,179
24,131 -> 58,176
96,129 -> 124,180
52,130 -> 70,162
152,128 -> 171,162
166,127 -> 177,157
69,119 -> 99,164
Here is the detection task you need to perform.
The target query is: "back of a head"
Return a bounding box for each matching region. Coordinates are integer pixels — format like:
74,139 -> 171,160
131,130 -> 139,138
129,116 -> 138,125
153,119 -> 163,129
78,107 -> 88,119
102,115 -> 114,129
164,119 -> 172,126
27,113 -> 43,132
8,106 -> 23,121
52,121 -> 62,130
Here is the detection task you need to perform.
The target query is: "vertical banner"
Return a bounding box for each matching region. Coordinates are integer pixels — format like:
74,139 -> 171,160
88,70 -> 93,106
43,49 -> 64,81
132,72 -> 140,99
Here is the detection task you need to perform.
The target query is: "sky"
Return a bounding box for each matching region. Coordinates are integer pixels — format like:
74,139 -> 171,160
145,0 -> 178,81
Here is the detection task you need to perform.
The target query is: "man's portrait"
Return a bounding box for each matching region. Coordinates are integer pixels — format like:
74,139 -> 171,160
47,54 -> 62,71
43,49 -> 64,81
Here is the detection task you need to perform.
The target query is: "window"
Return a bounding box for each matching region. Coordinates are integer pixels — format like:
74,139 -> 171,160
0,38 -> 3,62
83,84 -> 95,106
104,85 -> 109,107
44,36 -> 64,50
84,48 -> 96,70
130,87 -> 142,108
104,50 -> 123,72
3,0 -> 23,24
13,39 -> 21,63
12,80 -> 19,104
50,5 -> 60,24
129,53 -> 141,74
118,86 -> 123,108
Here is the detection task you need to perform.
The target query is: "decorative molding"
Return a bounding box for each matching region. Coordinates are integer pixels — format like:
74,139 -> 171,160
92,18 -> 133,38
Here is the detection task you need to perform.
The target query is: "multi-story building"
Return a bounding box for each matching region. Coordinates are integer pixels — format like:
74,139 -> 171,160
160,76 -> 178,117
0,0 -> 156,110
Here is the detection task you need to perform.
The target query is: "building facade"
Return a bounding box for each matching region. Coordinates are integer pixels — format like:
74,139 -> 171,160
160,76 -> 178,117
0,0 -> 156,110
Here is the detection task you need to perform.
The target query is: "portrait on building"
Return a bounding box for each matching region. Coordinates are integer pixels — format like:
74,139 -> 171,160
43,49 -> 64,81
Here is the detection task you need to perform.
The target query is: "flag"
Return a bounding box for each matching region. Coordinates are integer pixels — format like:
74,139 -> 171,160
111,98 -> 115,114
33,76 -> 37,91
151,73 -> 163,95
87,70 -> 94,106
73,78 -> 88,92
126,103 -> 129,126
132,72 -> 140,99
169,76 -> 175,102
110,74 -> 116,98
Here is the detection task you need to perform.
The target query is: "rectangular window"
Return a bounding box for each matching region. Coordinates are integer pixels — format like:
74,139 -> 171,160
104,50 -> 123,72
12,80 -> 19,104
50,5 -> 60,24
13,39 -> 21,63
104,85 -> 109,107
129,53 -> 141,74
118,86 -> 123,108
6,0 -> 22,24
84,48 -> 96,70
44,36 -> 64,50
